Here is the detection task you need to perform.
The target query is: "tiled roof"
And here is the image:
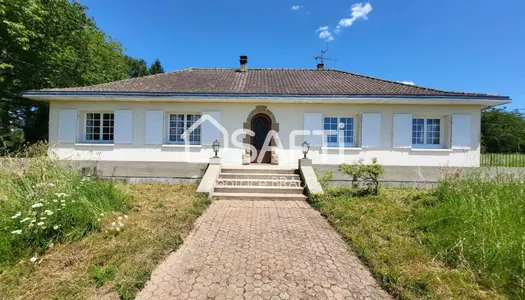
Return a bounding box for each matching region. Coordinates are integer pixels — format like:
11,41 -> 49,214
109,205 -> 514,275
40,68 -> 501,97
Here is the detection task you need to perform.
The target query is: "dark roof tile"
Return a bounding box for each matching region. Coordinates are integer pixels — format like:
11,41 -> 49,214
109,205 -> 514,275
40,68 -> 501,97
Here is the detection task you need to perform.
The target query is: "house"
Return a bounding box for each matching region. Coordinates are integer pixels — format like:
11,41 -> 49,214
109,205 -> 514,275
22,56 -> 511,168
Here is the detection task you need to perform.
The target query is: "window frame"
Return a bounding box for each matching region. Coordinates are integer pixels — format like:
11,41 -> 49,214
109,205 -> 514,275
411,116 -> 444,149
165,113 -> 202,145
82,111 -> 115,143
323,116 -> 358,148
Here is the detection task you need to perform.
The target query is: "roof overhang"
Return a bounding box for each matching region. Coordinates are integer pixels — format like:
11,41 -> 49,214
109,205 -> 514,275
21,91 -> 511,107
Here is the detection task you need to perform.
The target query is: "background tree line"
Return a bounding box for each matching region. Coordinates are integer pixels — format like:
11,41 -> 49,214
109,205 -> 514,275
481,108 -> 525,153
0,0 -> 164,154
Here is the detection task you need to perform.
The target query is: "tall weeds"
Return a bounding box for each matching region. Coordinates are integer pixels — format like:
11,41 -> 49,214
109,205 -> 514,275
420,174 -> 525,298
0,157 -> 130,266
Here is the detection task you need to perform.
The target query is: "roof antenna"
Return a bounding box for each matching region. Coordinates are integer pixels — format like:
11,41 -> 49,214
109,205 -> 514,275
314,45 -> 337,69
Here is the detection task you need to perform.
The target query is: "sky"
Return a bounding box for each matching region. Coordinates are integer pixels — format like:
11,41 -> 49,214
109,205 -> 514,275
81,0 -> 524,109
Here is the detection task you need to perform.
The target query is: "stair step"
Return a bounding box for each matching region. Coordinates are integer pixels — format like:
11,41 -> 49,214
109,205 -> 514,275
220,168 -> 297,175
215,178 -> 302,187
219,173 -> 300,180
212,192 -> 307,201
214,185 -> 304,194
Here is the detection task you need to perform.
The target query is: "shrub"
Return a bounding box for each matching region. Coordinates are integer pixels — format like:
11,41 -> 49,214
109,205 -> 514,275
0,157 -> 130,265
339,158 -> 384,195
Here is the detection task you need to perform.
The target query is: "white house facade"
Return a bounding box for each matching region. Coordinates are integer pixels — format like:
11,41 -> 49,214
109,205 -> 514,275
23,57 -> 511,167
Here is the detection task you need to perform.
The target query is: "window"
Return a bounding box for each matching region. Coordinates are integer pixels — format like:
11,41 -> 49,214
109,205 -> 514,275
168,114 -> 201,144
85,112 -> 114,142
324,117 -> 355,147
412,118 -> 441,147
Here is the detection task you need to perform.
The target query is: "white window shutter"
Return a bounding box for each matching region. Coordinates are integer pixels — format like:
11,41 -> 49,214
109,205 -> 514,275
58,109 -> 77,143
361,113 -> 381,148
393,113 -> 412,148
201,111 -> 220,145
304,113 -> 322,147
145,111 -> 164,145
114,110 -> 133,144
451,114 -> 471,149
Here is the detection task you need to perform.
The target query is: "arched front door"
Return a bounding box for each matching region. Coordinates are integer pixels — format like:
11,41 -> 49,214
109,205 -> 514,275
251,113 -> 272,163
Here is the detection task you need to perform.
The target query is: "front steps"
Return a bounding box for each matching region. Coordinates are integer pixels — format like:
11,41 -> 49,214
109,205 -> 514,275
212,166 -> 307,201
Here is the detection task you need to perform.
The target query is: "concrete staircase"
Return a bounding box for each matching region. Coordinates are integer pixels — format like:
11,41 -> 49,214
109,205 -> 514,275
212,165 -> 307,201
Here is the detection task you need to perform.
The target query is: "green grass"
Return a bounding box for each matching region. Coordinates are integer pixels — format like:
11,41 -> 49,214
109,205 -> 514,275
0,157 -> 130,265
0,183 -> 210,300
311,176 -> 524,299
420,177 -> 525,299
481,153 -> 525,167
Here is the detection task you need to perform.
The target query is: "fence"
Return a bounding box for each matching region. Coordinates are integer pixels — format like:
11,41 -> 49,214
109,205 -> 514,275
481,153 -> 525,167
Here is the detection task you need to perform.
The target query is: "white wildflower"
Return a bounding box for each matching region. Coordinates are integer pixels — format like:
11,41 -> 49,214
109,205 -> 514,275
11,212 -> 21,219
31,203 -> 43,208
124,215 -> 128,219
37,222 -> 45,226
11,229 -> 23,235
29,255 -> 38,263
53,199 -> 58,203
53,225 -> 60,230
20,217 -> 31,223
44,210 -> 53,215
49,243 -> 54,248
40,217 -> 47,220
117,216 -> 122,221
55,193 -> 68,198
97,218 -> 101,222
99,213 -> 104,217
118,222 -> 124,227
111,222 -> 116,227
116,227 -> 120,232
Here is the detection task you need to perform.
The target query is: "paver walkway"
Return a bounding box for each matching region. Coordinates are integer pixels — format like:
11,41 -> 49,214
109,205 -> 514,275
136,200 -> 391,300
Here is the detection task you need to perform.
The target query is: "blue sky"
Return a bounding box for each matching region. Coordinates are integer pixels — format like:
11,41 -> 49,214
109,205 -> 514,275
82,0 -> 524,109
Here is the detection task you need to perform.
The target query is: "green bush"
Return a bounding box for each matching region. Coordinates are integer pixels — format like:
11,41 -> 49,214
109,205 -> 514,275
0,158 -> 130,265
339,158 -> 384,195
419,175 -> 525,298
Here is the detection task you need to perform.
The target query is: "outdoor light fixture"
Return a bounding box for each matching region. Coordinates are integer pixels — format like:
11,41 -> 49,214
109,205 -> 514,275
212,140 -> 220,157
302,141 -> 310,159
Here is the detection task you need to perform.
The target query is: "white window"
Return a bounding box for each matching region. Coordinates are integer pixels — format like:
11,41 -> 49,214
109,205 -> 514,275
412,117 -> 442,147
324,117 -> 355,147
168,113 -> 201,144
85,112 -> 114,142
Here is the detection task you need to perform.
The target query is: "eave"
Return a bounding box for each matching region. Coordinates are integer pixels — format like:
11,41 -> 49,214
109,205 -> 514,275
21,91 -> 512,107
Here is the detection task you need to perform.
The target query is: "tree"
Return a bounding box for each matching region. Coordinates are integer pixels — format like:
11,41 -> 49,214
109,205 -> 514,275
148,59 -> 164,75
127,56 -> 149,78
481,108 -> 525,153
0,0 -> 148,153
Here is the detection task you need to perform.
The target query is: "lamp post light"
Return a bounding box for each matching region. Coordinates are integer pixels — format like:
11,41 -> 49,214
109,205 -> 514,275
301,141 -> 310,159
212,140 -> 220,158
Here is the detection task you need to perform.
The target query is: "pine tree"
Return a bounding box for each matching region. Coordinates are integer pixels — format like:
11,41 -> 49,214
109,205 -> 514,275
149,59 -> 165,75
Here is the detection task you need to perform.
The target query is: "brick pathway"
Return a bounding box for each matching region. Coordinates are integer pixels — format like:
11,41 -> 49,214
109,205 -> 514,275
136,200 -> 391,300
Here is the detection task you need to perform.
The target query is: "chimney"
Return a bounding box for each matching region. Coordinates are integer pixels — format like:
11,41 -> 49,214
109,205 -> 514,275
239,55 -> 248,72
317,63 -> 324,70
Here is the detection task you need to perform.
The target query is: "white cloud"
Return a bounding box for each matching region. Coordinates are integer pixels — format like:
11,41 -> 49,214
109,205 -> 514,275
399,81 -> 415,86
291,5 -> 303,10
337,2 -> 373,32
317,26 -> 334,41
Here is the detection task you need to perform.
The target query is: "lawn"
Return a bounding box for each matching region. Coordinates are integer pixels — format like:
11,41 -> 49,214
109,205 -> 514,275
311,176 -> 524,299
0,158 -> 209,300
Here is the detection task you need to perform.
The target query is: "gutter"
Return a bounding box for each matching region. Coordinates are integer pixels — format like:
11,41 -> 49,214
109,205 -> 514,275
20,91 -> 512,107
